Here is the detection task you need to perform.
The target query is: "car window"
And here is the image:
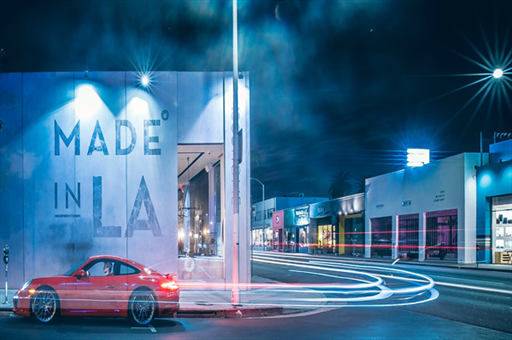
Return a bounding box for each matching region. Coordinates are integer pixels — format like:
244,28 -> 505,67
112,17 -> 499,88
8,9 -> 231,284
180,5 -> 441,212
63,258 -> 89,276
119,264 -> 139,275
86,260 -> 116,277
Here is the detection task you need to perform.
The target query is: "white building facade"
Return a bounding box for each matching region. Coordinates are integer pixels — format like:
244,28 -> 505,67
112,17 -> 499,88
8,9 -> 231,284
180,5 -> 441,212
365,153 -> 489,264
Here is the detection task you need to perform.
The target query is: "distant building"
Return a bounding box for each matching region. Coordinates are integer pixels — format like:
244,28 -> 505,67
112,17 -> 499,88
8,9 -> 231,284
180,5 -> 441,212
269,195 -> 364,254
309,194 -> 365,255
258,141 -> 511,266
251,197 -> 328,251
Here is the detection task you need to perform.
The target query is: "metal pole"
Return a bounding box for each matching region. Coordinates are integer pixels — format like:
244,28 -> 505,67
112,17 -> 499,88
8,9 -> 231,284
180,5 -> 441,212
262,184 -> 265,251
480,131 -> 483,167
3,264 -> 7,304
231,0 -> 240,305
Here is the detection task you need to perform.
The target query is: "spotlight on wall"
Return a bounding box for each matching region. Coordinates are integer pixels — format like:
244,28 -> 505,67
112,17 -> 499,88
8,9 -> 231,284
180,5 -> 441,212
141,74 -> 150,87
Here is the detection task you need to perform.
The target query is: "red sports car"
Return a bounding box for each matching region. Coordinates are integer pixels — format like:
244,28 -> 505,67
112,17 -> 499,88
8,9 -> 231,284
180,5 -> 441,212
12,255 -> 180,325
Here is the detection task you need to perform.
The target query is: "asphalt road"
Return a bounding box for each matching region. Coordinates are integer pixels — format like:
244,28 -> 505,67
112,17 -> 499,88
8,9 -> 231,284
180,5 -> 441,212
252,252 -> 512,333
1,252 -> 511,339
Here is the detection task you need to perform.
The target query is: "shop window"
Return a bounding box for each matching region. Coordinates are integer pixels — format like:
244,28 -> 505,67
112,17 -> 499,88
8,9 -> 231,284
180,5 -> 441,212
252,229 -> 263,247
426,209 -> 457,260
266,208 -> 274,219
318,225 -> 333,250
492,195 -> 512,264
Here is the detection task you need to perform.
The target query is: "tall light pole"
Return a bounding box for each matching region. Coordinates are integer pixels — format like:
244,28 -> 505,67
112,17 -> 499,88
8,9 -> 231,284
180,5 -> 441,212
231,0 -> 240,305
251,178 -> 265,251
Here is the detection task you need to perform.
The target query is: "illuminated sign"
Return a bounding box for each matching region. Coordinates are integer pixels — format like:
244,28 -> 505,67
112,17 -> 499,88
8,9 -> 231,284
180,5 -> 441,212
407,148 -> 430,167
295,207 -> 309,226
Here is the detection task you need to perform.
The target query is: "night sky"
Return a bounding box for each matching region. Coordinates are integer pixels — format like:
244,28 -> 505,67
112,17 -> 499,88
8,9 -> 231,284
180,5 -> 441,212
1,0 -> 511,199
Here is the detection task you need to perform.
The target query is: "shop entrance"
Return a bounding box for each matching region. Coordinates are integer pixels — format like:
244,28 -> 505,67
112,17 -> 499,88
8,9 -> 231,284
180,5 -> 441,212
370,217 -> 392,257
177,144 -> 224,280
425,209 -> 457,260
398,213 -> 419,259
273,228 -> 284,252
343,215 -> 364,256
298,226 -> 308,253
284,228 -> 295,252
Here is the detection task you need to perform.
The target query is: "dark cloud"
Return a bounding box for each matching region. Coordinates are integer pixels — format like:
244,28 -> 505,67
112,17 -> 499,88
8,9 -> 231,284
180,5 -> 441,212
1,0 -> 511,198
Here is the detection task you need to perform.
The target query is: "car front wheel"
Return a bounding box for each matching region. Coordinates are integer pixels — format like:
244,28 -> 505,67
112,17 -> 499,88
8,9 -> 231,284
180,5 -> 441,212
129,290 -> 156,325
32,289 -> 59,323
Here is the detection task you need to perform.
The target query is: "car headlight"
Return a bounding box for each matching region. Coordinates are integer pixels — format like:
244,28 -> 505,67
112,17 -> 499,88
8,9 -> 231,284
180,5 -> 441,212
20,280 -> 32,291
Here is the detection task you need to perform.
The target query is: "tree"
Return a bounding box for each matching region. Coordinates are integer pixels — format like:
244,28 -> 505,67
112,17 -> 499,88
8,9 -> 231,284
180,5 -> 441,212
328,171 -> 353,199
354,174 -> 372,194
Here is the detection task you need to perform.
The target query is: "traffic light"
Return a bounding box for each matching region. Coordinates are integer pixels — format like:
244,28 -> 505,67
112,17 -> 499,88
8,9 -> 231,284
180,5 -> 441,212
3,245 -> 8,265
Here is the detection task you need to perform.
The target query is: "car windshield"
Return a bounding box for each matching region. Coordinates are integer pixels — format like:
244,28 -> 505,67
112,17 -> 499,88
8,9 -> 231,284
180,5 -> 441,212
63,258 -> 89,276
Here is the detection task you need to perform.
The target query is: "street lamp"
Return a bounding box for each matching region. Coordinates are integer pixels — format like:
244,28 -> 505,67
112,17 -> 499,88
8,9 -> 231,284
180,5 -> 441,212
493,68 -> 503,79
232,0 -> 240,306
251,178 -> 265,251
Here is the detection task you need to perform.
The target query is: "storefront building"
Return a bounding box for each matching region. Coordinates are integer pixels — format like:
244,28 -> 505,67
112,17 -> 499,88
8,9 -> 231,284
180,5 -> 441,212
0,71 -> 251,288
476,139 -> 512,264
309,194 -> 365,255
251,196 -> 327,251
365,153 -> 488,264
271,205 -> 310,253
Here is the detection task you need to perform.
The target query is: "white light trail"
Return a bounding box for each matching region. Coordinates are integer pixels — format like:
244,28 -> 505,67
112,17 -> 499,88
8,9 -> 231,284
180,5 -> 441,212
251,253 -> 438,308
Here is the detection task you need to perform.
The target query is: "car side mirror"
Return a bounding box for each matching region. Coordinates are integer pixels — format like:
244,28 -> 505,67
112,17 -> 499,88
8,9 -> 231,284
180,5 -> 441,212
75,269 -> 86,278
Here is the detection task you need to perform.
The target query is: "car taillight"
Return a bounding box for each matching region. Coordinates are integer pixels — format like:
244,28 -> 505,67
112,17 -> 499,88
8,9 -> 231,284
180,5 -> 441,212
161,280 -> 179,291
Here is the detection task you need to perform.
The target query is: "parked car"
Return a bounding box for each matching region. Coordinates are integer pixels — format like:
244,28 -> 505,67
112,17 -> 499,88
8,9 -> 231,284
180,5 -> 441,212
13,255 -> 179,324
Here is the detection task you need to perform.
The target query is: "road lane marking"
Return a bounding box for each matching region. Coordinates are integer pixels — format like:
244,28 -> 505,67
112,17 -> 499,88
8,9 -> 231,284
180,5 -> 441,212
131,325 -> 157,333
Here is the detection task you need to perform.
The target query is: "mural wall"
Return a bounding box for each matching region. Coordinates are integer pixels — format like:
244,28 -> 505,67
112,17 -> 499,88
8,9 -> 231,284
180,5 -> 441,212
0,71 -> 249,287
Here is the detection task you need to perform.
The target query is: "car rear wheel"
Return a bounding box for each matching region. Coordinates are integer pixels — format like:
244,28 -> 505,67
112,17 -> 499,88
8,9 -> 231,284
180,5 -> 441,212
32,289 -> 58,323
130,290 -> 156,325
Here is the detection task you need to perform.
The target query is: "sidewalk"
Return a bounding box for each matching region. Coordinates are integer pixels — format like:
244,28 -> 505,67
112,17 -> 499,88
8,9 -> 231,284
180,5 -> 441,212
0,276 -> 327,318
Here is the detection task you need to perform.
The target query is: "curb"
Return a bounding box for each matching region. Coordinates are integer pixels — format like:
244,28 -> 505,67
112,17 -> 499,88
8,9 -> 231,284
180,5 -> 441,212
178,306 -> 284,318
0,306 -> 286,319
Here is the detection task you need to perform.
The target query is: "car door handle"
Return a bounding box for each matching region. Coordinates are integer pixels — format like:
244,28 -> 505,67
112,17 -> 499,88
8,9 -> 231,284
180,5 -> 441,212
106,285 -> 115,289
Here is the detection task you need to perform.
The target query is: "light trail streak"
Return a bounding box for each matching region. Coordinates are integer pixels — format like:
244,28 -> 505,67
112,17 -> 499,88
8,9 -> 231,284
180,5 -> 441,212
258,256 -> 435,294
254,252 -> 511,296
250,253 -> 438,308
